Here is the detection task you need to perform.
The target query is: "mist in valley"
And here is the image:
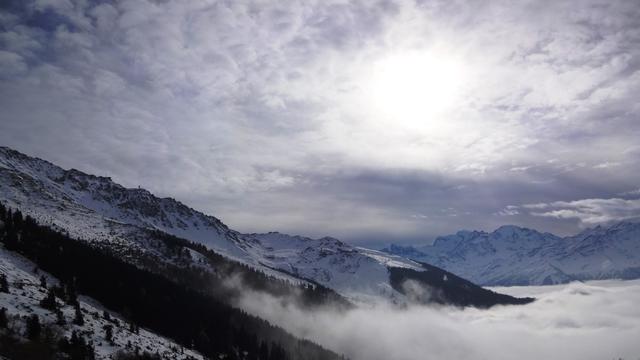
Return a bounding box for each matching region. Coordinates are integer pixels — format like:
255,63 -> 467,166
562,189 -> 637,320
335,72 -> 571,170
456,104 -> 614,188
237,280 -> 640,360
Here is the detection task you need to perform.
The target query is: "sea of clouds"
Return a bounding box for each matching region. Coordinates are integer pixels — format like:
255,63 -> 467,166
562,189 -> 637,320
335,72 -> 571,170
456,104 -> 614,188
239,280 -> 640,360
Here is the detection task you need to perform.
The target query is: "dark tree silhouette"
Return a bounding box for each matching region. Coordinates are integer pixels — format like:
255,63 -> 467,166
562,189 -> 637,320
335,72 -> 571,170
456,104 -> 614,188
58,331 -> 95,360
103,325 -> 114,345
0,273 -> 8,293
26,314 -> 42,340
65,283 -> 79,306
55,309 -> 66,326
0,307 -> 7,328
39,289 -> 58,311
73,304 -> 84,326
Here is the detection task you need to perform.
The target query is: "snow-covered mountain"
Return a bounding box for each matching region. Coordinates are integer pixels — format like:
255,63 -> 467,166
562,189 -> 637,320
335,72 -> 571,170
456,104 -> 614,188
0,146 -> 525,306
0,243 -> 204,360
382,223 -> 640,286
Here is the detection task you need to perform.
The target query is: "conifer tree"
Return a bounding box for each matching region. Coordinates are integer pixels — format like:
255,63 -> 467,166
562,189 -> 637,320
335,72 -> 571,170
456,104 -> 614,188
74,303 -> 85,326
104,324 -> 114,345
56,308 -> 67,325
65,282 -> 79,306
40,288 -> 58,310
0,273 -> 8,293
0,307 -> 7,328
259,342 -> 270,360
26,314 -> 41,340
59,331 -> 96,360
3,227 -> 18,250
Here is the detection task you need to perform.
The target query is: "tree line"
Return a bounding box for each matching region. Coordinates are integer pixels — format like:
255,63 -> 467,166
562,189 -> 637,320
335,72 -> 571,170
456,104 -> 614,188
0,202 -> 345,360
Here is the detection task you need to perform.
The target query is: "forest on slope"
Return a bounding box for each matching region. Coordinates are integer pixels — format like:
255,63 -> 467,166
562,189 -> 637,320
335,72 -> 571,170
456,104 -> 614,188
0,202 -> 346,360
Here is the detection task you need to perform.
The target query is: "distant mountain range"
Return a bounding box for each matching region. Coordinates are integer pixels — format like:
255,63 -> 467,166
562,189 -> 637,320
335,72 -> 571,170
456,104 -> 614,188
382,222 -> 640,286
0,146 -> 528,307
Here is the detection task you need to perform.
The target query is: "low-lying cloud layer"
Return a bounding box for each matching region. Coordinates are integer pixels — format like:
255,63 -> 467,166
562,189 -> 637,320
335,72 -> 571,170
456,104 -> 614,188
239,280 -> 640,360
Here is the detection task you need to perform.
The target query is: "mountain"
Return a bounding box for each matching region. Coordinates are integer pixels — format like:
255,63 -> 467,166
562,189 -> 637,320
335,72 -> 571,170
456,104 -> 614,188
0,146 -> 529,307
0,241 -> 206,360
381,224 -> 640,286
0,205 -> 343,360
243,232 -> 532,306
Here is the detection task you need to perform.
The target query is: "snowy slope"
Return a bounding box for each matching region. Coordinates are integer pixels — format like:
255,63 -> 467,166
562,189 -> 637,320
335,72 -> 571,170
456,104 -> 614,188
243,232 -> 424,303
0,146 -> 454,304
0,243 -> 204,360
382,223 -> 640,286
0,147 -> 250,261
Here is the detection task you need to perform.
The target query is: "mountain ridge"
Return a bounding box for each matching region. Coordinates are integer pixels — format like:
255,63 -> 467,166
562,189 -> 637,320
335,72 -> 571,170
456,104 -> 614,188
0,145 -> 529,307
381,221 -> 640,286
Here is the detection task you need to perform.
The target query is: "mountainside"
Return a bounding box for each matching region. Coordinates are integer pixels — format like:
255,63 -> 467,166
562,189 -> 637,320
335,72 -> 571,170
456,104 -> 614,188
0,206 -> 343,360
382,224 -> 640,286
0,146 -> 528,307
0,242 -> 205,360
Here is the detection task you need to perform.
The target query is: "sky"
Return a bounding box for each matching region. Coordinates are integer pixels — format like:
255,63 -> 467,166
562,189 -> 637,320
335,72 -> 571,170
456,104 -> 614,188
1,0 -> 639,246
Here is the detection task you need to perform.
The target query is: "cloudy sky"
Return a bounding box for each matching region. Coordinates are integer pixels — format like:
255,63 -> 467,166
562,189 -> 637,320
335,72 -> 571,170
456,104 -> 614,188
1,0 -> 639,246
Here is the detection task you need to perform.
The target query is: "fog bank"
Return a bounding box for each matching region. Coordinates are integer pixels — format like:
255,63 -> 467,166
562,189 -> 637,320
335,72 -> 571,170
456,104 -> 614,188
239,280 -> 640,360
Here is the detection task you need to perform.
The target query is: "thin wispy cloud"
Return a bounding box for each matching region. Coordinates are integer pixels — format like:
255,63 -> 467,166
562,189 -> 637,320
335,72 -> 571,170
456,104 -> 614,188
1,0 -> 639,242
525,198 -> 640,225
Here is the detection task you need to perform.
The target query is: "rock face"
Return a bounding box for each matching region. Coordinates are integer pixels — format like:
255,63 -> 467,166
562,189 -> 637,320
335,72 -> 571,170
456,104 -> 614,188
0,146 -> 528,306
382,223 -> 640,286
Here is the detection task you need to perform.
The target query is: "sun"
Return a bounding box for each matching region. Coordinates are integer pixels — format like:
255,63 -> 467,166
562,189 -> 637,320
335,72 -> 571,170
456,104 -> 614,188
367,51 -> 467,132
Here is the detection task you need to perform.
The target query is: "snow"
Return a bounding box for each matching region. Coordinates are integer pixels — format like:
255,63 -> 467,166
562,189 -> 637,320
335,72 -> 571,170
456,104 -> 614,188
245,233 -> 422,303
0,243 -> 204,360
382,222 -> 640,286
7,144 -> 639,297
0,146 -> 433,304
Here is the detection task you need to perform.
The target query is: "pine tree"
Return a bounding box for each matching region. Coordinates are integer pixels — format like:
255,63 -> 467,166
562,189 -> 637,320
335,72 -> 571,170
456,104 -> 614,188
40,274 -> 47,288
3,228 -> 18,250
0,273 -> 8,293
12,209 -> 23,228
56,308 -> 67,325
259,342 -> 270,360
65,282 -> 79,306
104,324 -> 114,345
26,314 -> 41,340
40,288 -> 58,310
59,331 -> 96,360
74,303 -> 85,326
0,307 -> 7,328
269,343 -> 288,360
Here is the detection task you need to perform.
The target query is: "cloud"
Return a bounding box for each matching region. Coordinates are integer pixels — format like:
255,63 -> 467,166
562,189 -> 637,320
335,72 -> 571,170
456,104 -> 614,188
495,205 -> 520,216
1,0 -> 640,242
619,188 -> 640,197
237,280 -> 640,360
0,50 -> 27,76
525,198 -> 640,225
593,161 -> 621,169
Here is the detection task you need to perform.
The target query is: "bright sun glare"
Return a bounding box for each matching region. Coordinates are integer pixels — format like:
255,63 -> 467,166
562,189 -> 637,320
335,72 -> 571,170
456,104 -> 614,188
368,51 -> 467,133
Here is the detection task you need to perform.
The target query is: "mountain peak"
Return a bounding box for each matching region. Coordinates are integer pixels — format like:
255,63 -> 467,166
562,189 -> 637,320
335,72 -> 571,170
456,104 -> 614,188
494,224 -> 527,232
612,220 -> 640,229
